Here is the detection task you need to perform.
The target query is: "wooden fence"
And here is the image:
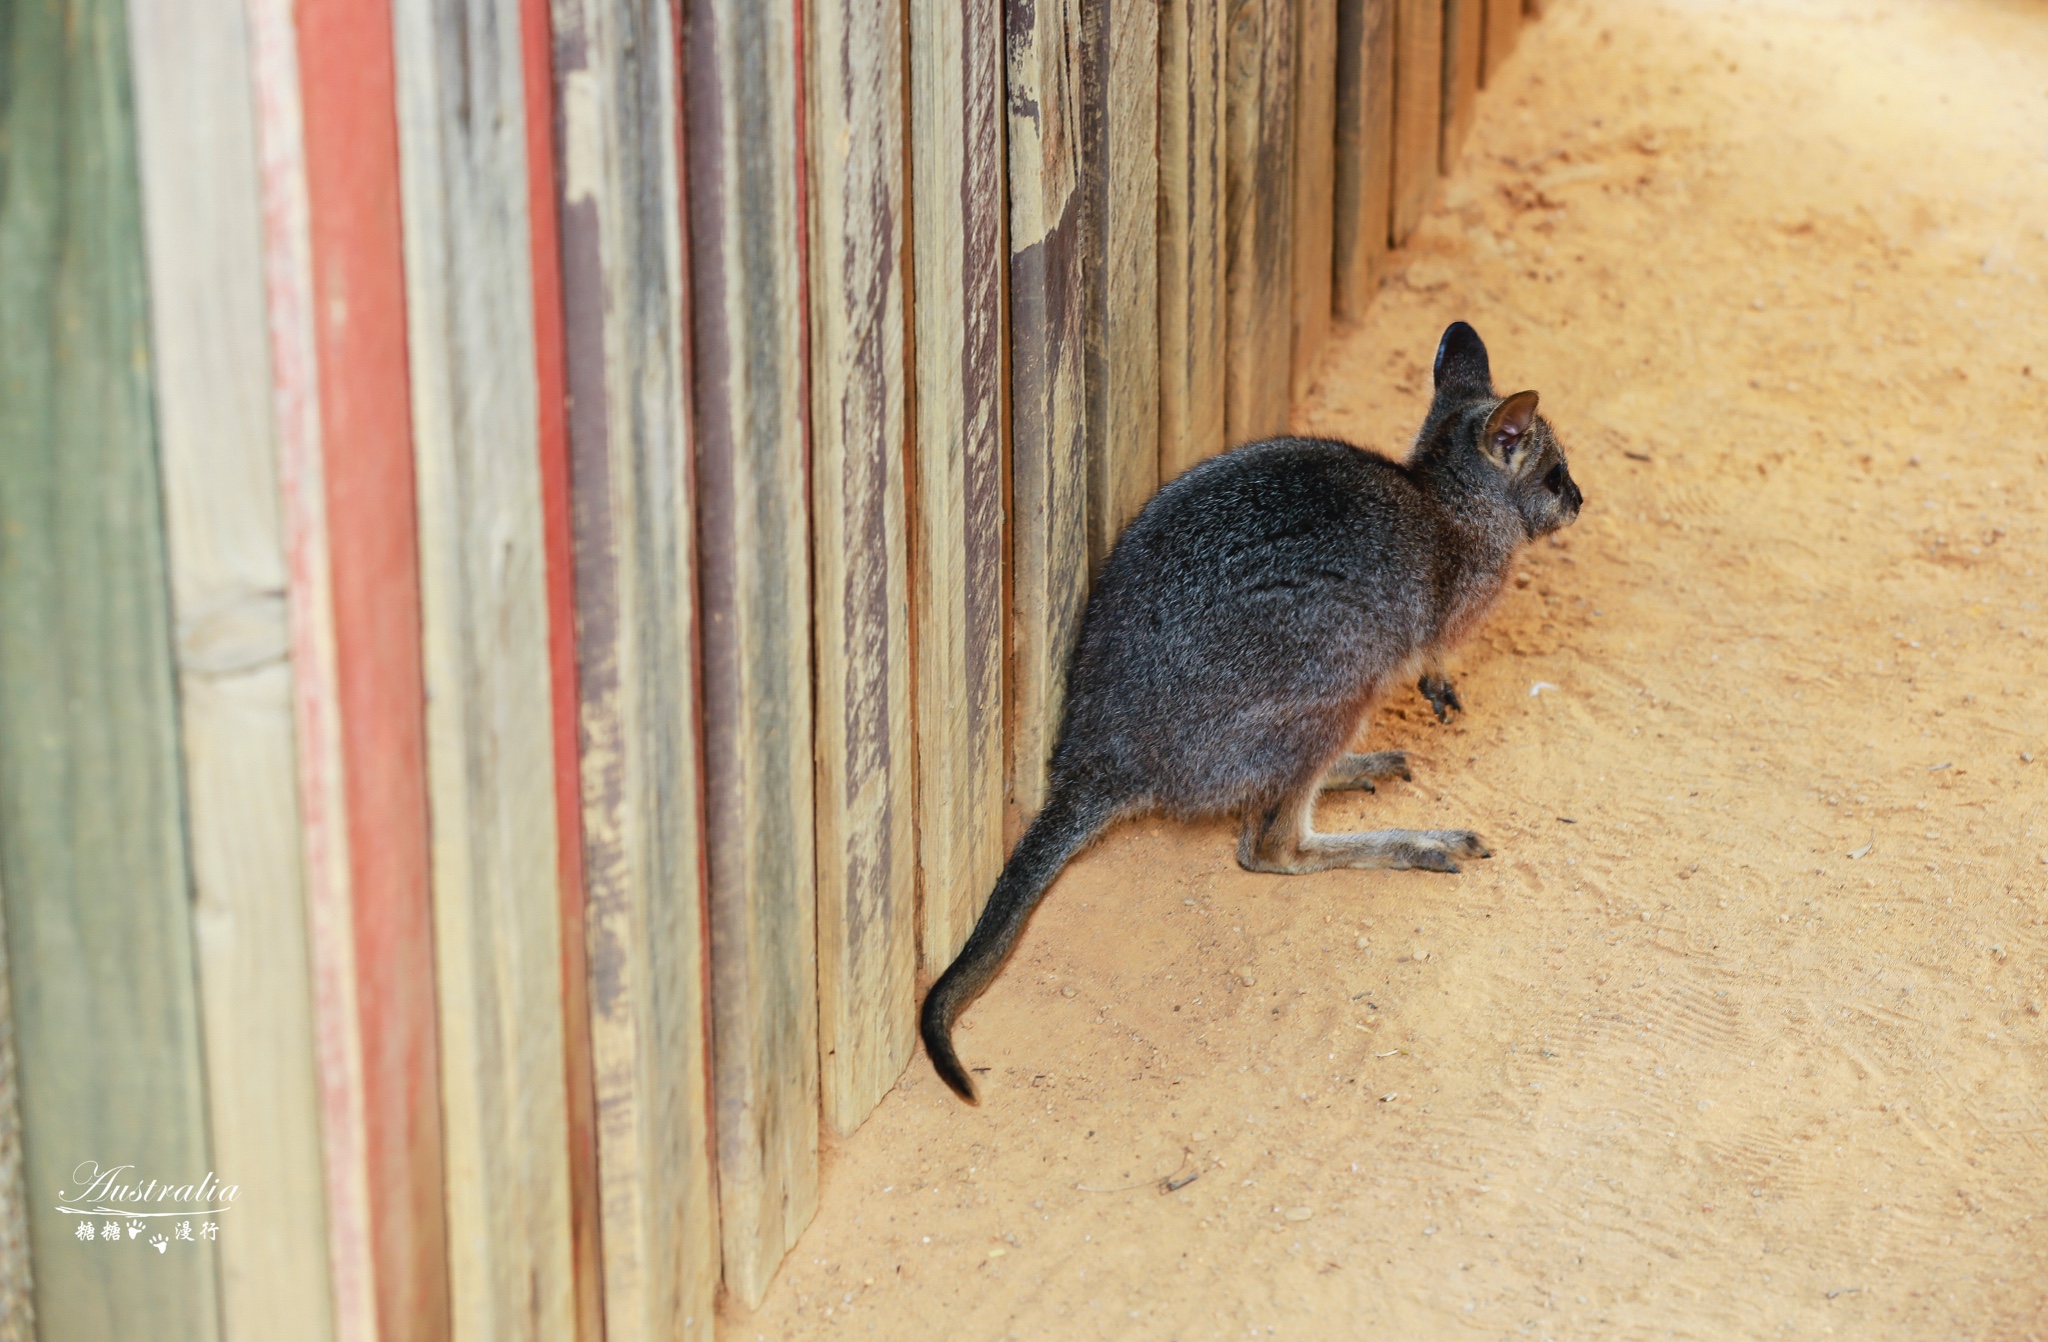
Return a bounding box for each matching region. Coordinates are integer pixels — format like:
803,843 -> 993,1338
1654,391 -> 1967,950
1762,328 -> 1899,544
0,0 -> 1533,1336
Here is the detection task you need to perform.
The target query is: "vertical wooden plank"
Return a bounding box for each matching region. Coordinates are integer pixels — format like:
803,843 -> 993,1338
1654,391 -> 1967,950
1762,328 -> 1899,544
552,0 -> 721,1334
1439,0 -> 1481,173
1388,0 -> 1441,244
1081,0 -> 1160,567
907,0 -> 1007,975
1290,0 -> 1337,405
262,0 -> 452,1334
126,0 -> 335,1336
1158,0 -> 1227,479
1481,0 -> 1520,86
684,0 -> 820,1310
516,1 -> 606,1337
389,0 -> 579,1336
0,890 -> 31,1342
0,0 -> 222,1332
804,0 -> 918,1137
1223,0 -> 1294,444
1005,0 -> 1090,825
1333,0 -> 1395,319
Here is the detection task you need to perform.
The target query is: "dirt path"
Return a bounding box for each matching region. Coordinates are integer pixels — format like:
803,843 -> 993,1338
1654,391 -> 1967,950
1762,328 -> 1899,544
730,2 -> 2048,1336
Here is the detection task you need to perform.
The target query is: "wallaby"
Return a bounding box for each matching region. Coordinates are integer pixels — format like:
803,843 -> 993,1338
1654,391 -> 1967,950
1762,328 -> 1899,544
921,322 -> 1584,1102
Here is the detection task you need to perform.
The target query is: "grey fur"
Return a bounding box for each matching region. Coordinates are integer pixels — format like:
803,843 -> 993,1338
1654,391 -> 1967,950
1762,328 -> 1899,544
921,322 -> 1583,1101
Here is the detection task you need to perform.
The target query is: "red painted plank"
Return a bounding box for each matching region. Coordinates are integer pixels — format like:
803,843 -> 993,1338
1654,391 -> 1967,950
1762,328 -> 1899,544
291,0 -> 449,1337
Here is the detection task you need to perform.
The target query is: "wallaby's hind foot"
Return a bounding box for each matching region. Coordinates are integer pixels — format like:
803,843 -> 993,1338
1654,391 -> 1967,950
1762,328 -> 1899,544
1238,785 -> 1489,874
1250,827 -> 1489,875
1319,751 -> 1413,793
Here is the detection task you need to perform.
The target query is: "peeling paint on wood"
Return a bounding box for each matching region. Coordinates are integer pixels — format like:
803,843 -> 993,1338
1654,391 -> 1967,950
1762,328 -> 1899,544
551,0 -> 720,1333
685,0 -> 821,1310
129,0 -> 336,1332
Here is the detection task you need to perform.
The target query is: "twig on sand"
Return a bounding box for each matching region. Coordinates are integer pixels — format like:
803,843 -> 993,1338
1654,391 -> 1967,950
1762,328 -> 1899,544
1074,1148 -> 1195,1195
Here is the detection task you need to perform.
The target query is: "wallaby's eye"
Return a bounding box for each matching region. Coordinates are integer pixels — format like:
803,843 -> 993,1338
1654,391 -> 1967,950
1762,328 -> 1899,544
1542,464 -> 1566,495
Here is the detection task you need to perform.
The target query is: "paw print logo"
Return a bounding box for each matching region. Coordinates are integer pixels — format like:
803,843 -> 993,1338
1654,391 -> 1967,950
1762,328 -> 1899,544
149,1234 -> 168,1254
126,1220 -> 144,1239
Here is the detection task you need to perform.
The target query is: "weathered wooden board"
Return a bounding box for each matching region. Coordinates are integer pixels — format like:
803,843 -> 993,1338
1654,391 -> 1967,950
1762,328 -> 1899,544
0,0 -> 220,1332
684,0 -> 821,1309
262,0 -> 450,1335
1440,0 -> 1482,172
1482,0 -> 1520,86
517,2 -> 606,1336
1081,0 -> 1160,568
906,0 -> 1008,975
550,0 -> 721,1333
127,0 -> 335,1336
390,0 -> 580,1336
1005,0 -> 1091,826
0,891 -> 31,1342
1290,0 -> 1338,405
804,0 -> 919,1138
1389,0 -> 1442,244
1224,0 -> 1295,444
1158,0 -> 1228,479
1333,0 -> 1395,319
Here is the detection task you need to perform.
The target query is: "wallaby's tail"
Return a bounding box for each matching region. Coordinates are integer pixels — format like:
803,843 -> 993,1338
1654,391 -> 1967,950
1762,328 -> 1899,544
920,788 -> 1114,1103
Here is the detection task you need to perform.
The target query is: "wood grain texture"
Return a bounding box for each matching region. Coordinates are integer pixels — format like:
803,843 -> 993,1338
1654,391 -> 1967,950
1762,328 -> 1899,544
246,9 -> 377,1340
1158,0 -> 1228,479
1224,0 -> 1295,444
1081,0 -> 1160,568
127,0 -> 336,1335
1290,0 -> 1337,405
1004,0 -> 1090,825
274,0 -> 451,1335
517,1 -> 605,1336
804,0 -> 918,1138
1389,0 -> 1442,244
906,0 -> 1007,975
1439,0 -> 1481,172
0,891 -> 30,1342
1482,0 -> 1520,86
0,0 -> 221,1331
684,0 -> 821,1309
551,0 -> 721,1333
1333,0 -> 1394,319
390,0 -> 579,1336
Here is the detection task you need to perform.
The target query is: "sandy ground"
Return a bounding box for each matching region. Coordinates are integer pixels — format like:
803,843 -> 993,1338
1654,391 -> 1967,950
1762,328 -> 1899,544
728,1 -> 2048,1336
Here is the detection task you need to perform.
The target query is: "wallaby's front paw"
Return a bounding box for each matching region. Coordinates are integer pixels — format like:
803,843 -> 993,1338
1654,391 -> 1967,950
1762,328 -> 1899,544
1418,673 -> 1463,723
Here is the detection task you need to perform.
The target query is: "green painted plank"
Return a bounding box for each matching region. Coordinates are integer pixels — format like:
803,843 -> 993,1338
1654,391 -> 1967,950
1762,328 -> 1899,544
0,0 -> 220,1336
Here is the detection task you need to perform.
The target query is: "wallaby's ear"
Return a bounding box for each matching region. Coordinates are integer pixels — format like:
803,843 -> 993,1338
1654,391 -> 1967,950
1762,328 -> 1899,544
1433,321 -> 1493,394
1481,390 -> 1540,470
